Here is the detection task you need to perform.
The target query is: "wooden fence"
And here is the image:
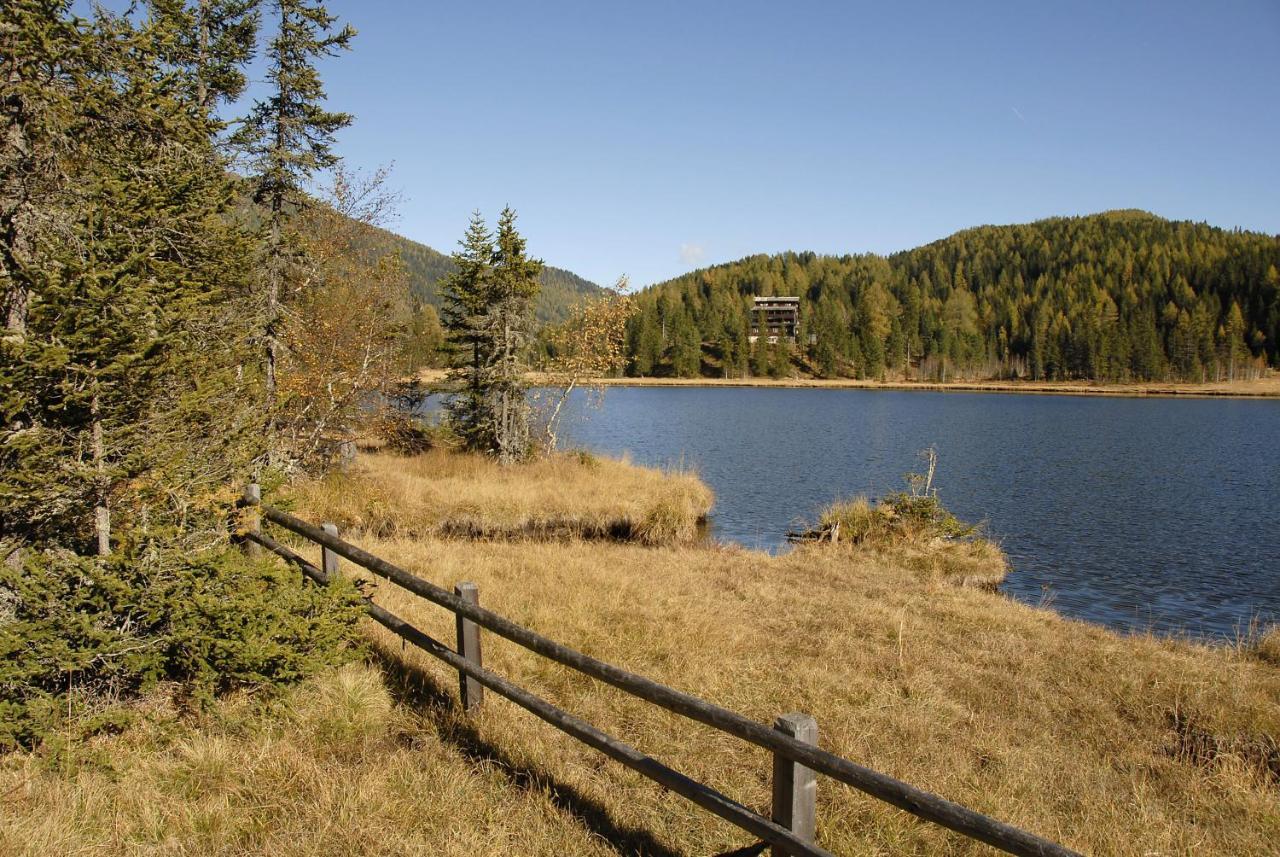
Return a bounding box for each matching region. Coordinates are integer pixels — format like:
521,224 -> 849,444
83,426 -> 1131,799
239,485 -> 1080,857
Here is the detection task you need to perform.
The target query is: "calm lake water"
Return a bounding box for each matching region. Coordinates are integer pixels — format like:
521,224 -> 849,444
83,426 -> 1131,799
551,386 -> 1280,639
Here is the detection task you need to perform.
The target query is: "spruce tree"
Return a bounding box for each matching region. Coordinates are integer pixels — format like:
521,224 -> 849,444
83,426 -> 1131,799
0,0 -> 88,337
1,4 -> 356,749
147,0 -> 259,118
440,212 -> 497,452
488,207 -> 542,463
628,305 -> 662,376
750,329 -> 770,377
234,0 -> 353,405
1,9 -> 259,553
439,209 -> 542,462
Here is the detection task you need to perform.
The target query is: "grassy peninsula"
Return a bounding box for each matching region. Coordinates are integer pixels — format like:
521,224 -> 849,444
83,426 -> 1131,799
5,451 -> 1277,856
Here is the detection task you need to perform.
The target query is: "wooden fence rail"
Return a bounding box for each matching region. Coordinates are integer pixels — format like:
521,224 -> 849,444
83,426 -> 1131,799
241,488 -> 1080,857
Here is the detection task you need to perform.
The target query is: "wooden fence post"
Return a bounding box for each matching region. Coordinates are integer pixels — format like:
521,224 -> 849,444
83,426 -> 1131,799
454,581 -> 484,711
320,523 -> 340,584
771,712 -> 818,856
241,483 -> 261,559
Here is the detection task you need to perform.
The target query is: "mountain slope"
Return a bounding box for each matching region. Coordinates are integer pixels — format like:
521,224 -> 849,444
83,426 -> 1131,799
375,227 -> 602,325
625,211 -> 1279,382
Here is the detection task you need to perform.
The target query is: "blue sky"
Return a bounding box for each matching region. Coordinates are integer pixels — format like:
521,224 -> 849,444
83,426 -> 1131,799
288,0 -> 1278,287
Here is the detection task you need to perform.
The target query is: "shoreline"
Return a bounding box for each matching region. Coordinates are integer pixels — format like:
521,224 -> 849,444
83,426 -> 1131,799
566,374 -> 1280,400
414,369 -> 1280,399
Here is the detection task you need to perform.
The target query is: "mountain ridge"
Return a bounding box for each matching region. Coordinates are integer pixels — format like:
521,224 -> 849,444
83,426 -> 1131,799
372,225 -> 603,325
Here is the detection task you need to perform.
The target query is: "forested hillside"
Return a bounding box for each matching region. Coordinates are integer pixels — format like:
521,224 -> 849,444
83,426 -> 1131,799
373,226 -> 601,324
626,211 -> 1280,382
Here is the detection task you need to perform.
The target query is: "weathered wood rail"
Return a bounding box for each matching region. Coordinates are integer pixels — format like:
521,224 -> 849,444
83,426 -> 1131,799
240,486 -> 1080,857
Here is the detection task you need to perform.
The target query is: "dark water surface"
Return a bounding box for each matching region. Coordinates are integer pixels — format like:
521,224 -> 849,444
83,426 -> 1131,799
555,386 -> 1279,639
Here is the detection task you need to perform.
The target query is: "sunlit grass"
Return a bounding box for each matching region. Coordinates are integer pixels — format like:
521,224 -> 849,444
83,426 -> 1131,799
5,450 -> 1277,856
291,449 -> 713,546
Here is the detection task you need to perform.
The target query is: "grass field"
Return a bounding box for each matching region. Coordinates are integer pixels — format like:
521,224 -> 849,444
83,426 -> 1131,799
3,451 -> 1277,856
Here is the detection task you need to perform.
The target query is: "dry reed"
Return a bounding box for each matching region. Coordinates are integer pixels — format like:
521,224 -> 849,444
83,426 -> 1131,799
291,450 -> 713,546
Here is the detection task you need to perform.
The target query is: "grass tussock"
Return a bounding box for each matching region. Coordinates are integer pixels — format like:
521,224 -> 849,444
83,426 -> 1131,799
1252,625 -> 1280,666
813,494 -> 1008,590
291,449 -> 713,546
7,452 -> 1278,855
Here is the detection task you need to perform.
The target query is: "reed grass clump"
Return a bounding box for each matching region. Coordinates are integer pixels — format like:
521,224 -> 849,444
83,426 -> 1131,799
808,493 -> 1006,589
1251,625 -> 1280,666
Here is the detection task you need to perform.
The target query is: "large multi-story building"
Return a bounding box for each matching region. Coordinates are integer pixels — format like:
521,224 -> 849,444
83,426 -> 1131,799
749,296 -> 800,344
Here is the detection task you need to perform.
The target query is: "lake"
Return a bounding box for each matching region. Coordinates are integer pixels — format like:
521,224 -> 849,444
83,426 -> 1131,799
552,386 -> 1280,639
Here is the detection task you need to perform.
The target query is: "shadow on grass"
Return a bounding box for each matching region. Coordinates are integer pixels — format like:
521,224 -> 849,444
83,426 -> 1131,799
369,644 -> 766,857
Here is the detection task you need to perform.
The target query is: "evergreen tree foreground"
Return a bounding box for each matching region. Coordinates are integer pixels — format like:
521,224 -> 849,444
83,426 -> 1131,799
0,0 -> 365,749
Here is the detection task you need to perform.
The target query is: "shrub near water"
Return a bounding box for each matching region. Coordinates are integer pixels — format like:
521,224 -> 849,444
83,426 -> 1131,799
815,493 -> 1008,590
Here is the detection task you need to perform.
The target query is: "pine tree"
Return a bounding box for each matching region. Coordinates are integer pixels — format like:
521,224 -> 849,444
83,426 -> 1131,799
669,308 -> 701,377
768,340 -> 789,379
235,0 -> 353,404
750,329 -> 770,377
146,0 -> 258,118
1,3 -> 362,748
439,209 -> 542,463
404,300 -> 446,369
628,305 -> 662,376
1224,301 -> 1246,381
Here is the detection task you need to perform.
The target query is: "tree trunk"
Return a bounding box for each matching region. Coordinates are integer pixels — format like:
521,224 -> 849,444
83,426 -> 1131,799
195,0 -> 211,112
543,378 -> 577,452
1,58 -> 32,338
266,210 -> 280,399
91,384 -> 109,556
264,2 -> 288,407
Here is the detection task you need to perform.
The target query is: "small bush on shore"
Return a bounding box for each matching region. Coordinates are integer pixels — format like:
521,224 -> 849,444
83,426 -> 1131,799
811,493 -> 1005,588
1251,626 -> 1280,666
817,492 -> 977,545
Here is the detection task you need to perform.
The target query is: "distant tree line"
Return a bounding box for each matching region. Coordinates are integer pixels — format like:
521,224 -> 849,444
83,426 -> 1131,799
625,211 -> 1279,382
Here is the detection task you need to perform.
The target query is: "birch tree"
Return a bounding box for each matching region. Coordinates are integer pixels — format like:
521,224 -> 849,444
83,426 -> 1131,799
538,279 -> 632,452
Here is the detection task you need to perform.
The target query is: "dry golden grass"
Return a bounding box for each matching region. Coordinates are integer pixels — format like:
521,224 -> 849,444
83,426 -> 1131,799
1252,626 -> 1280,667
421,367 -> 1280,399
291,449 -> 714,546
6,451 -> 1278,855
0,664 -> 621,856
257,533 -> 1272,856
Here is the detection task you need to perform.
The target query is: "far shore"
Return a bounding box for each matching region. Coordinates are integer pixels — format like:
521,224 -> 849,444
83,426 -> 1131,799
415,369 -> 1280,399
